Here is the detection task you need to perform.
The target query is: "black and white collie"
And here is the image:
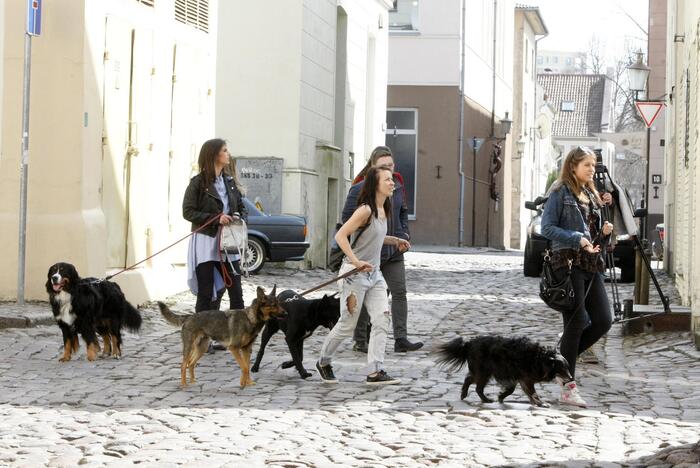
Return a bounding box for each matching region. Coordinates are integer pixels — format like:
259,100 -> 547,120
46,262 -> 142,362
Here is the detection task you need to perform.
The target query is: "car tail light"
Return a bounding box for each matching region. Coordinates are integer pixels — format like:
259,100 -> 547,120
303,224 -> 308,238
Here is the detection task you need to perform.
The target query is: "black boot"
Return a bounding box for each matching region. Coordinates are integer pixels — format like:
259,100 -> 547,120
394,338 -> 423,352
353,341 -> 368,353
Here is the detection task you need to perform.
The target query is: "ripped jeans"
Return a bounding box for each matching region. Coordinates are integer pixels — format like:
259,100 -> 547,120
319,262 -> 390,374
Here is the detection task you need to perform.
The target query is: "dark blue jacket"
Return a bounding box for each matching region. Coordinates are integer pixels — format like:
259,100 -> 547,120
341,175 -> 410,263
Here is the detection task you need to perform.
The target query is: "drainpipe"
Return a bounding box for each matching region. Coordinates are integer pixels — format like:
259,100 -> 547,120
534,32 -> 548,191
490,0 -> 497,136
457,0 -> 466,246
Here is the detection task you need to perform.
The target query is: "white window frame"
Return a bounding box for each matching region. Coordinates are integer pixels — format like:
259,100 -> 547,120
385,107 -> 418,220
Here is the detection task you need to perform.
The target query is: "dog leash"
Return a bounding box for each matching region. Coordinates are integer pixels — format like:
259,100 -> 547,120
298,249 -> 406,297
105,213 -> 224,281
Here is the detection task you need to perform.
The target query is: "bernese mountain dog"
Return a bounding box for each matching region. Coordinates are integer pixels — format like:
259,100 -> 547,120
45,262 -> 142,362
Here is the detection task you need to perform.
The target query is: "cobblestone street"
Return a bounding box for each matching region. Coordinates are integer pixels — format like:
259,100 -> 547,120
0,249 -> 698,467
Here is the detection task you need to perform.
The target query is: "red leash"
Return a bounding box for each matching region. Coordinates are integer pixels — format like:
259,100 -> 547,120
106,213 -> 223,281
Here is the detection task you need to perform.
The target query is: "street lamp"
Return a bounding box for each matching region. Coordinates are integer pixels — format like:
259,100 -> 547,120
626,51 -> 651,240
627,51 -> 651,99
499,112 -> 513,139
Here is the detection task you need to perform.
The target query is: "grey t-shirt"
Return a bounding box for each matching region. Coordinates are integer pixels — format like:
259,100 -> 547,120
343,213 -> 387,269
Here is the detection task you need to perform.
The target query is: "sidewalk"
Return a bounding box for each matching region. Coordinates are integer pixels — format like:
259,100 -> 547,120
0,301 -> 53,329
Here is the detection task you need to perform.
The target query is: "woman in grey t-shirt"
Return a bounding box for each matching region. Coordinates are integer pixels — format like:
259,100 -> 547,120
317,166 -> 410,385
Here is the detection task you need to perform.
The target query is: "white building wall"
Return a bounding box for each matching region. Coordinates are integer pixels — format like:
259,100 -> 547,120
464,0 -> 514,118
216,0 -> 302,166
665,0 -> 700,346
388,0 -> 461,86
215,0 -> 390,268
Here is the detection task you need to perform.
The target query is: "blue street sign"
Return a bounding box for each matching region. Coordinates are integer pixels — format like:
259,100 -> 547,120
26,0 -> 42,36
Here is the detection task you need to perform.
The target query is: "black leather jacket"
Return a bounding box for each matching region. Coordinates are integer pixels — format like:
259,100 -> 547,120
182,172 -> 248,237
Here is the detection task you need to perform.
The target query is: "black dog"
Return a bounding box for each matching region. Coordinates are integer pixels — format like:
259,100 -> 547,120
251,289 -> 340,379
46,262 -> 142,361
436,335 -> 572,407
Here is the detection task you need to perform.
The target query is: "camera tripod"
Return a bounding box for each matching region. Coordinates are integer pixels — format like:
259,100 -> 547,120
592,155 -> 671,323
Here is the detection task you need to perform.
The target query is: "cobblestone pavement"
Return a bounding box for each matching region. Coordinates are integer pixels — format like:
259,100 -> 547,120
0,249 -> 698,467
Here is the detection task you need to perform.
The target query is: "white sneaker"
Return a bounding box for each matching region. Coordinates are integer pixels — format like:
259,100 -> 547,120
559,380 -> 587,407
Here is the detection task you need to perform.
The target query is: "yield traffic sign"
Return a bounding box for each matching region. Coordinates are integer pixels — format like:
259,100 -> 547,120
635,101 -> 664,128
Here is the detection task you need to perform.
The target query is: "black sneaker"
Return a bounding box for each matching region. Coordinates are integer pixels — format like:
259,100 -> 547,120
394,338 -> 424,352
211,340 -> 226,351
353,341 -> 368,353
316,361 -> 338,383
366,370 -> 400,385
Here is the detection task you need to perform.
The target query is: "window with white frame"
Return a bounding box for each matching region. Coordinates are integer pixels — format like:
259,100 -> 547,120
385,109 -> 418,219
389,0 -> 419,31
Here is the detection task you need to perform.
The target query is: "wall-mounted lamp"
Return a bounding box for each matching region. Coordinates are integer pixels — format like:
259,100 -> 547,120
498,112 -> 512,140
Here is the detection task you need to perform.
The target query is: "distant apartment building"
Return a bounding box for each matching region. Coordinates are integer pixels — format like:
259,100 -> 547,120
537,73 -> 616,173
387,0 -> 516,247
216,0 -> 392,268
537,50 -> 586,74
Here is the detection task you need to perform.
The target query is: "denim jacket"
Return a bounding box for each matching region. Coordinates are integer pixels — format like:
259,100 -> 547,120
541,183 -> 595,251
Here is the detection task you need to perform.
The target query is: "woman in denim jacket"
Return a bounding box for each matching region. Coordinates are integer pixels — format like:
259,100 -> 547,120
541,146 -> 614,407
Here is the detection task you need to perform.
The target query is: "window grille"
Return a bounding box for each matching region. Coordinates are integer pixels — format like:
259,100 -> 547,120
175,0 -> 209,33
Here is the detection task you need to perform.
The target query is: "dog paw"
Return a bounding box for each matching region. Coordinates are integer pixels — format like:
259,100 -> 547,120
281,361 -> 295,369
251,365 -> 259,373
300,371 -> 313,379
58,357 -> 71,363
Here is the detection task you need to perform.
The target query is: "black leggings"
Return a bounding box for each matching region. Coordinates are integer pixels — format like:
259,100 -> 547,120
195,260 -> 244,313
559,268 -> 612,378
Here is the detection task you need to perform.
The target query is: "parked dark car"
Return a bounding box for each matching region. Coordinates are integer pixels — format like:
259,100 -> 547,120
242,198 -> 309,274
523,198 -> 636,282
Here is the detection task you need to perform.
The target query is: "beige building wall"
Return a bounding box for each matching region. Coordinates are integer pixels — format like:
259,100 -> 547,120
0,0 -> 218,303
647,0 -> 666,239
665,0 -> 700,347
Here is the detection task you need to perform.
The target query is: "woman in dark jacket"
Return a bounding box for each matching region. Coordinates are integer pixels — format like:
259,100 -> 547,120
183,138 -> 248,328
541,146 -> 613,407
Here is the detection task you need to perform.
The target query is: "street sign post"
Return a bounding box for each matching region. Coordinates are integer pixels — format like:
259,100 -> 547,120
18,0 -> 42,305
635,101 -> 664,128
26,0 -> 42,36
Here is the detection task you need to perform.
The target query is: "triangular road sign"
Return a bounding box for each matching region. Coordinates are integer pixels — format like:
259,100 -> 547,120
635,101 -> 664,128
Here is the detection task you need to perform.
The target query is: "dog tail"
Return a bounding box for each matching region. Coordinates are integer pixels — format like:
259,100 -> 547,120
435,337 -> 471,372
123,302 -> 143,333
158,302 -> 187,327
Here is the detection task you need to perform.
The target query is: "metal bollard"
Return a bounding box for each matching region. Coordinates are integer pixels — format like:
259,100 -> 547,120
634,248 -> 642,304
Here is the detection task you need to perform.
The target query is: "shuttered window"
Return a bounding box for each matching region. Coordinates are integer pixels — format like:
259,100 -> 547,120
175,0 -> 209,33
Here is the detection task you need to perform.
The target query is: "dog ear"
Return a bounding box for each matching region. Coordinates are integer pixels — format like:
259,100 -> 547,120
257,286 -> 265,302
271,284 -> 277,297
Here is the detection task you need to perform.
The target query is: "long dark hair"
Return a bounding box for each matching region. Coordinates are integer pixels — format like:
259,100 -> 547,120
357,166 -> 392,220
555,146 -> 602,204
198,138 -> 227,188
354,146 -> 393,183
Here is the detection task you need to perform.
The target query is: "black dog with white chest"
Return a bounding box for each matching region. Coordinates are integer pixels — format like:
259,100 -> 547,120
436,335 -> 572,407
46,262 -> 142,362
251,289 -> 340,379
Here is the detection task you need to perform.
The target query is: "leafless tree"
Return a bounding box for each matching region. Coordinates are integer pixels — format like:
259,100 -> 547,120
581,35 -> 606,74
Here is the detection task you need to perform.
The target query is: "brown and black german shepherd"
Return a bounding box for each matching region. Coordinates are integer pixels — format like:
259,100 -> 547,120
158,286 -> 286,388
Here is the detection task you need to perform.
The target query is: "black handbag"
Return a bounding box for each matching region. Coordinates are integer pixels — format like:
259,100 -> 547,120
539,250 -> 576,313
328,221 -> 370,272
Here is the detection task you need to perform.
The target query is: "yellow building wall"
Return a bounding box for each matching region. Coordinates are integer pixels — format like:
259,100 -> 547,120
0,0 -> 217,304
